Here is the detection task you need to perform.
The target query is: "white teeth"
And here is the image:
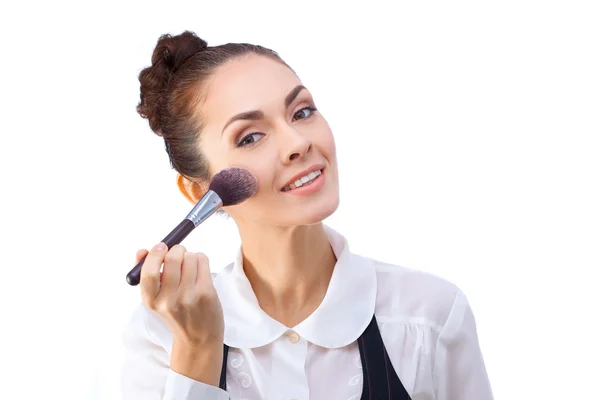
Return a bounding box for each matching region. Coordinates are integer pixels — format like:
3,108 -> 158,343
283,169 -> 322,191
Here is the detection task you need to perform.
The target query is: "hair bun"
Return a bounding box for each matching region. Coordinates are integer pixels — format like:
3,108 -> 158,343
153,31 -> 208,74
137,31 -> 208,134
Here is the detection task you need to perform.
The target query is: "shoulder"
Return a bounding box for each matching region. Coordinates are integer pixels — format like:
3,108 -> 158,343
370,258 -> 464,331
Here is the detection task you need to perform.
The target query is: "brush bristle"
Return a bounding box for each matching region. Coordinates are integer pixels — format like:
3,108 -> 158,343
209,167 -> 258,207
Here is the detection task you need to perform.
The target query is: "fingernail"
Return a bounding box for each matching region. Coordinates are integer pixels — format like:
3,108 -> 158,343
154,243 -> 166,251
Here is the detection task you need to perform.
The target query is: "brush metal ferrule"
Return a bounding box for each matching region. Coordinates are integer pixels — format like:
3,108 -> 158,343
184,190 -> 223,227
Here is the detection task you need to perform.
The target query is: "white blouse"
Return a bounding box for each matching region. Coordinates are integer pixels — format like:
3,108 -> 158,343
121,226 -> 494,399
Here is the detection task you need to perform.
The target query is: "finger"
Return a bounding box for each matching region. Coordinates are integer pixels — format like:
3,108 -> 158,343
180,251 -> 199,291
195,252 -> 213,291
135,249 -> 149,264
140,243 -> 167,304
159,244 -> 185,296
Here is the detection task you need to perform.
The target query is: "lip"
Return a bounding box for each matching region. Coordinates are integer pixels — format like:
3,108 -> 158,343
280,163 -> 325,190
282,169 -> 326,196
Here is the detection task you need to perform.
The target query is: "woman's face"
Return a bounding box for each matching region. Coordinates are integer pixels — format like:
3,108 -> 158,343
197,54 -> 339,227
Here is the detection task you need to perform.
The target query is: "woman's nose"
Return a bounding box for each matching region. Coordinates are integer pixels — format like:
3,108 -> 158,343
280,127 -> 312,164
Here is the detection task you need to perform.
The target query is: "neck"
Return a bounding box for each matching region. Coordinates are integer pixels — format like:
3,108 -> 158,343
236,222 -> 336,327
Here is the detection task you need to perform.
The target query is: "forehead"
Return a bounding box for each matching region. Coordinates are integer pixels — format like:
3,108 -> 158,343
202,54 -> 301,124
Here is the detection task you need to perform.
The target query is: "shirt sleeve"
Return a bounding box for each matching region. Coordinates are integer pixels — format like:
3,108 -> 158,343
120,303 -> 230,400
432,289 -> 494,400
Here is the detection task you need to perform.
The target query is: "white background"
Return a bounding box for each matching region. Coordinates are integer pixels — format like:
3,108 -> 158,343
1,1 -> 598,399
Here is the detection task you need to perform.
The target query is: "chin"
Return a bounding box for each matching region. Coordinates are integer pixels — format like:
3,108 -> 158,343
293,194 -> 340,226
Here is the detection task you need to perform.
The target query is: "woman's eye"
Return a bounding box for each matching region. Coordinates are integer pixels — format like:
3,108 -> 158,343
237,132 -> 264,147
236,106 -> 316,148
293,105 -> 317,121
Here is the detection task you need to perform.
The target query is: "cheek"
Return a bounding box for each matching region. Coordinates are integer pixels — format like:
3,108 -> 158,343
317,122 -> 337,159
227,156 -> 275,195
326,133 -> 337,157
255,167 -> 276,194
198,138 -> 230,177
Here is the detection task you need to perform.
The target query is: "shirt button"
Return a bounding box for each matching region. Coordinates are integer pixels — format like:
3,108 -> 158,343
286,331 -> 300,344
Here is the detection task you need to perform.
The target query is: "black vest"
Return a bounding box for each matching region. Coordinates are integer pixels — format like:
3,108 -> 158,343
219,315 -> 412,399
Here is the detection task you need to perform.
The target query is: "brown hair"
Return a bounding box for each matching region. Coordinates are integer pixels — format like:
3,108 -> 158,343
137,30 -> 291,183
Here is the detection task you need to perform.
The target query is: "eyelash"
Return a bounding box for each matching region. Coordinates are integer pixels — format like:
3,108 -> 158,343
236,105 -> 318,148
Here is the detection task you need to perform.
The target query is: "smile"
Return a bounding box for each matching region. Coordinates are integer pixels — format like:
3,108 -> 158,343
282,169 -> 323,192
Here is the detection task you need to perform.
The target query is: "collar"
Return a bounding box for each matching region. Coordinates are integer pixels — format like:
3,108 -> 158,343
213,225 -> 377,349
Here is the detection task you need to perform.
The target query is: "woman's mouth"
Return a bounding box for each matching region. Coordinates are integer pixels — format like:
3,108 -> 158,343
281,169 -> 323,192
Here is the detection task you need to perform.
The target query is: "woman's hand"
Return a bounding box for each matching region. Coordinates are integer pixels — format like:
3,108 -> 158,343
136,243 -> 224,385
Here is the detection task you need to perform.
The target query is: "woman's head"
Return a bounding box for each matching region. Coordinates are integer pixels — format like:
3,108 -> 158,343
137,31 -> 339,228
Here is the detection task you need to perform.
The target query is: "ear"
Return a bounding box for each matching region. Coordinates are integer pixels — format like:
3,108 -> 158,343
176,174 -> 208,204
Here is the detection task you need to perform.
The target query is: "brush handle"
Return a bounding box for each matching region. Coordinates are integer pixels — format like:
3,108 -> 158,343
126,218 -> 196,286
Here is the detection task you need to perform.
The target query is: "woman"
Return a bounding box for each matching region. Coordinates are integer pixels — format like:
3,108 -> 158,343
121,31 -> 494,400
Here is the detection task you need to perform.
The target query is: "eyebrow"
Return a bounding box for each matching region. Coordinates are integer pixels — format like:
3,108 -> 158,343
221,84 -> 307,135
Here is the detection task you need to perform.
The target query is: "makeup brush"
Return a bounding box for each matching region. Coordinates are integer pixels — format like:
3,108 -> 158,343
126,167 -> 258,286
